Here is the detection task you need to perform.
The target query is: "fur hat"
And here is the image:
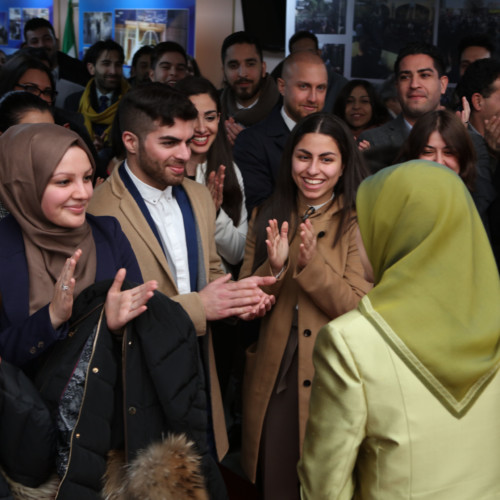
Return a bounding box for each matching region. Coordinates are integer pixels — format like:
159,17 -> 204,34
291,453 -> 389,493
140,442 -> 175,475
103,434 -> 209,500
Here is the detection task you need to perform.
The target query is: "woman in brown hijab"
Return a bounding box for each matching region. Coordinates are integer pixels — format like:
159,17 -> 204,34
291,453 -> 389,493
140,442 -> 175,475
0,123 -> 157,367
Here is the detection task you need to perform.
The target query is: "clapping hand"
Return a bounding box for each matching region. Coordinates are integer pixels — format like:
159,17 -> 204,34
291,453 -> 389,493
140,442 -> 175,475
358,139 -> 371,151
93,131 -> 107,152
49,249 -> 82,329
199,274 -> 276,321
207,164 -> 225,212
265,219 -> 289,276
105,268 -> 158,333
225,117 -> 245,146
485,114 -> 500,156
50,253 -> 158,333
456,96 -> 471,125
297,219 -> 317,271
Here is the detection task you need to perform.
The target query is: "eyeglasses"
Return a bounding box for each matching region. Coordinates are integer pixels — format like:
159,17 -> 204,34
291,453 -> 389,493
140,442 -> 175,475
15,83 -> 58,102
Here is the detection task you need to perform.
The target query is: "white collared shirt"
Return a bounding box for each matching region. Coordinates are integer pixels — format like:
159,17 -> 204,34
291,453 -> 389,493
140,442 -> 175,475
236,97 -> 259,110
403,117 -> 413,131
124,162 -> 191,293
281,106 -> 297,131
95,88 -> 114,106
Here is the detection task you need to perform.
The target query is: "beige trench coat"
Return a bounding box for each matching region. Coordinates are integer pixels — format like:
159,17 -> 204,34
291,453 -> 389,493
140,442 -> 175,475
239,197 -> 372,482
88,164 -> 228,460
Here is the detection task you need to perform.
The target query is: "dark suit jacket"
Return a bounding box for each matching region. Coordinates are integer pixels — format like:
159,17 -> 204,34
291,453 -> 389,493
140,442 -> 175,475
488,166 -> 500,270
0,214 -> 142,367
62,89 -> 84,113
322,66 -> 348,114
233,105 -> 290,214
468,127 -> 498,234
57,51 -> 89,87
358,114 -> 410,173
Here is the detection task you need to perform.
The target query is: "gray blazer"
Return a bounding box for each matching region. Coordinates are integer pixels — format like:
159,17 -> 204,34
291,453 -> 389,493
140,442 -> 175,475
358,114 -> 410,172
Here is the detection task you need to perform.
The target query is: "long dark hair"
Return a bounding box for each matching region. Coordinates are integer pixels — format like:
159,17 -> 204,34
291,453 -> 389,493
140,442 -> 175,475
333,79 -> 390,131
251,112 -> 369,272
396,110 -> 476,191
176,76 -> 242,225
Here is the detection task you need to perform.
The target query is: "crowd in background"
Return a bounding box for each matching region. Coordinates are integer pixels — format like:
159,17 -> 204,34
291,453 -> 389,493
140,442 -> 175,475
0,19 -> 499,500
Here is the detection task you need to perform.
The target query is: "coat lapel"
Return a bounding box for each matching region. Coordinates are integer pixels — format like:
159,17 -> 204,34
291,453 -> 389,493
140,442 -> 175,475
112,165 -> 179,293
181,179 -> 210,284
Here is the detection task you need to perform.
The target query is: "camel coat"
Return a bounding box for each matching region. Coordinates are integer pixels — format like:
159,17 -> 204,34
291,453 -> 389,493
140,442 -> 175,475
239,198 -> 372,482
88,164 -> 228,460
299,299 -> 500,499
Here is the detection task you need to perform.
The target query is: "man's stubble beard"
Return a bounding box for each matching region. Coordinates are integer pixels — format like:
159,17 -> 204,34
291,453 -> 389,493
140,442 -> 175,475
137,141 -> 184,191
233,74 -> 265,102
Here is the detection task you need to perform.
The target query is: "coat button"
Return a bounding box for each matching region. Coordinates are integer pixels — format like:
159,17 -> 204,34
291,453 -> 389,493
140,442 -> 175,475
317,231 -> 326,238
128,406 -> 137,415
75,433 -> 81,439
128,340 -> 133,347
92,367 -> 99,374
37,341 -> 44,349
303,329 -> 311,337
29,346 -> 36,354
303,380 -> 312,387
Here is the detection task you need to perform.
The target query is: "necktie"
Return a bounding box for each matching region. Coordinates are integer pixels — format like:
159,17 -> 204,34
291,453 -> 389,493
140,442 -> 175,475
98,95 -> 109,113
94,96 -> 110,137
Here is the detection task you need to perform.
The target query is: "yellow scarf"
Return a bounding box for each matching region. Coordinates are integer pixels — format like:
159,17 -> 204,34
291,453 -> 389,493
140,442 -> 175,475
78,78 -> 130,142
357,160 -> 500,417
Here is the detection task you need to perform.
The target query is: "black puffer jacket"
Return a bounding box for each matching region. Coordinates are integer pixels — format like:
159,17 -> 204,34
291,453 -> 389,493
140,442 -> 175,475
0,355 -> 56,499
0,477 -> 13,500
32,280 -> 227,499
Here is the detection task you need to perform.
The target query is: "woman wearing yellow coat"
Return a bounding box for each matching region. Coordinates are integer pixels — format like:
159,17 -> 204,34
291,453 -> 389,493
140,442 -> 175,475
299,161 -> 500,499
239,113 -> 372,499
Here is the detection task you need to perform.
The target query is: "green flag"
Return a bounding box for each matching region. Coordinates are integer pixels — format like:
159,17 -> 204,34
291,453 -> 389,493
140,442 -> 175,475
62,0 -> 76,57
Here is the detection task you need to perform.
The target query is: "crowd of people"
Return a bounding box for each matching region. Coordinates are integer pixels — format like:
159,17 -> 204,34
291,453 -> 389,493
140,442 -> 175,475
0,18 -> 499,500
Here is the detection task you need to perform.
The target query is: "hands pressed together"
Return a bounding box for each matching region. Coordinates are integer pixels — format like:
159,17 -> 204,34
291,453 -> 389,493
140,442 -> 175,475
199,273 -> 276,322
49,249 -> 157,333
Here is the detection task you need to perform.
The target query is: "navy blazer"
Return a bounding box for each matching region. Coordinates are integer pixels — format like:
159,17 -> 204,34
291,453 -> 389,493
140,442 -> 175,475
233,104 -> 290,214
0,214 -> 142,366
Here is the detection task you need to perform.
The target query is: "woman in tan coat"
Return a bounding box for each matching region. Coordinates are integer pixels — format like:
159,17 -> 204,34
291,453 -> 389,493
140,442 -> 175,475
239,113 -> 372,499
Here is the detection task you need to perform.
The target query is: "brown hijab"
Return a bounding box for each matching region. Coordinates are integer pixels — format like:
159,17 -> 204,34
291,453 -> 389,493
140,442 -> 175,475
0,123 -> 97,314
